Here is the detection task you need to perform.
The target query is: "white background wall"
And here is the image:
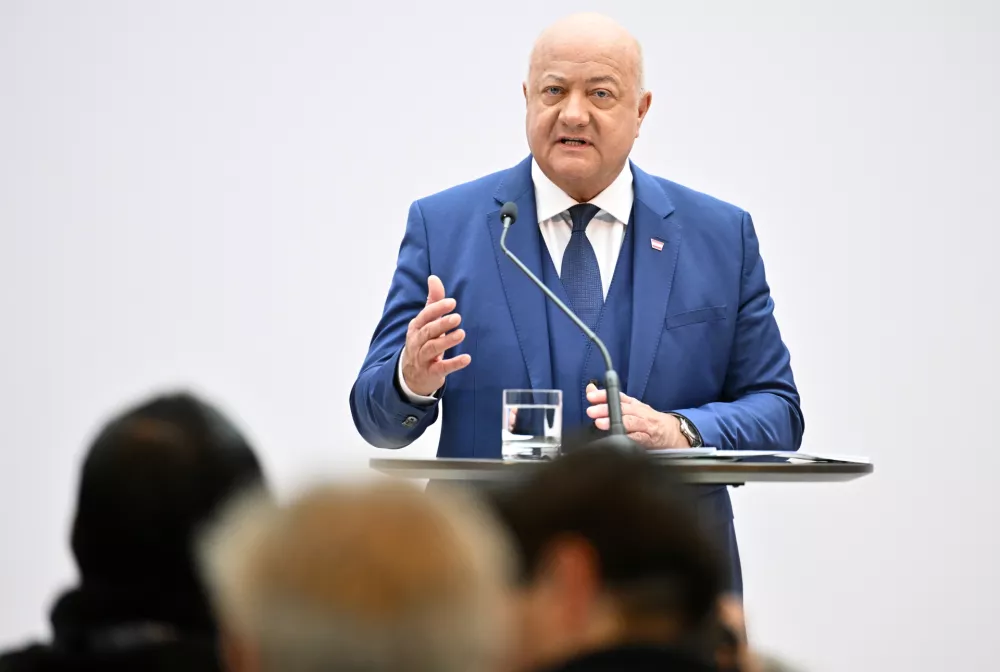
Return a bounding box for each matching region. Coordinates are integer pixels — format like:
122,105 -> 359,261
2,1 -> 998,669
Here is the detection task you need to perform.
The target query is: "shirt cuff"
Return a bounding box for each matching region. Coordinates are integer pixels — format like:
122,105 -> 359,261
396,347 -> 440,406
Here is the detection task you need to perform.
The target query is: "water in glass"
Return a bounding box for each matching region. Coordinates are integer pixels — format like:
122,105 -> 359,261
501,389 -> 562,460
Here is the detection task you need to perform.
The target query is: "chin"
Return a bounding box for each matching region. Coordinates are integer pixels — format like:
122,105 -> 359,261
547,154 -> 598,181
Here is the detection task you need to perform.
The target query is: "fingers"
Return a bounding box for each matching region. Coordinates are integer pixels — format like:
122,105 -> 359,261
594,414 -> 649,434
409,297 -> 457,332
585,385 -> 637,405
429,353 -> 472,376
418,312 -> 462,343
586,399 -> 638,420
587,403 -> 610,419
506,406 -> 518,431
586,385 -> 606,404
400,276 -> 469,393
426,275 -> 445,304
419,328 -> 466,361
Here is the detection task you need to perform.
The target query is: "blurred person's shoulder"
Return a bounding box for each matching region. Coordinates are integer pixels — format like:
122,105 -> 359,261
538,643 -> 717,672
0,643 -> 48,672
0,638 -> 222,672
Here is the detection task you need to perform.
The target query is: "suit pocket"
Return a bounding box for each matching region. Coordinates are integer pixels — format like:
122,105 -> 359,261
665,305 -> 727,330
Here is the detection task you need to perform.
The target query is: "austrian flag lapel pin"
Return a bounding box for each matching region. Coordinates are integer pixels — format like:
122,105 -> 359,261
650,238 -> 665,251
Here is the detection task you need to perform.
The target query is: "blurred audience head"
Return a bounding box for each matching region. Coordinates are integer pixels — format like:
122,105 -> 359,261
200,479 -> 515,672
488,443 -> 728,671
66,391 -> 266,633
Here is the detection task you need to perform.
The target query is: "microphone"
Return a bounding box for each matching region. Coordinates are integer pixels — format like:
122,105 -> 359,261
499,201 -> 638,453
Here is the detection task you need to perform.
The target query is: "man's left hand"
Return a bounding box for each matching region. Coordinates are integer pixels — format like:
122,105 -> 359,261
585,383 -> 690,449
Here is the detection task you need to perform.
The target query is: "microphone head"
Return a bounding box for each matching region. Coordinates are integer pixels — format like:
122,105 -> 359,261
500,201 -> 518,226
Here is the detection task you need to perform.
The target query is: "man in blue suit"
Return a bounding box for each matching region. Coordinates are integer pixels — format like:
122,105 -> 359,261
350,12 -> 803,595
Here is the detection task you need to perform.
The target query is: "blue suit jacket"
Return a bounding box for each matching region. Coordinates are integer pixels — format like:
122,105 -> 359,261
351,156 -> 803,461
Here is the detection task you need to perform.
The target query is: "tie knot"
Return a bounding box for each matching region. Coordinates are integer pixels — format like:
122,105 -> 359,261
568,203 -> 601,233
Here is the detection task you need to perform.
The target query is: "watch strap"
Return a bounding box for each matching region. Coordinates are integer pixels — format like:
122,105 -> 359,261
670,412 -> 704,448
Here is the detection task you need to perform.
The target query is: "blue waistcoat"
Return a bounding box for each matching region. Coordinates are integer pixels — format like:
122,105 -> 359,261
540,210 -> 636,433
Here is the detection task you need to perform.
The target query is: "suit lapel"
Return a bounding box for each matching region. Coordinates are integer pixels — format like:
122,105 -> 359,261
627,162 -> 679,400
488,156 -> 553,390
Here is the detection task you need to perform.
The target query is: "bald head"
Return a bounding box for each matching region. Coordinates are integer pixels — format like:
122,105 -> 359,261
528,13 -> 644,95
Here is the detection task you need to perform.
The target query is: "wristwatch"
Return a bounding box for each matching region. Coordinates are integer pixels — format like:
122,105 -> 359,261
670,413 -> 704,448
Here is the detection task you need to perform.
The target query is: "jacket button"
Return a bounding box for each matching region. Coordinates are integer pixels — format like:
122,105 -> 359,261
402,415 -> 418,428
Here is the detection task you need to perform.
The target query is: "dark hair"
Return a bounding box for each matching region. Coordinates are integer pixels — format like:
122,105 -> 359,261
70,392 -> 265,597
488,442 -> 725,627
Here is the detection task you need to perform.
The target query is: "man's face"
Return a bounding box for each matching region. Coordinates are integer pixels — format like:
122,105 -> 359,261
502,540 -> 601,672
505,584 -> 575,672
220,630 -> 260,672
524,37 -> 651,201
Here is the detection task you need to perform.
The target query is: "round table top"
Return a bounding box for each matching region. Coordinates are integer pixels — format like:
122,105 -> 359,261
369,455 -> 874,485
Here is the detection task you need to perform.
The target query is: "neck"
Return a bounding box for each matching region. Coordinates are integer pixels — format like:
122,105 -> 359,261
521,609 -> 688,672
563,184 -> 606,203
544,161 -> 627,203
569,602 -> 686,658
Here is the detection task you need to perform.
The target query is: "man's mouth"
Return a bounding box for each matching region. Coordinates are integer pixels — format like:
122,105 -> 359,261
559,137 -> 590,146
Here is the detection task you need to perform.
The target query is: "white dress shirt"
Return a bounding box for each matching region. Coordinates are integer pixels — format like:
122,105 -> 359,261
399,159 -> 636,404
532,158 -> 634,299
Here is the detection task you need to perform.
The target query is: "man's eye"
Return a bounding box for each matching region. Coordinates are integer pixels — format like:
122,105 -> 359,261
593,90 -> 610,99
544,87 -> 563,95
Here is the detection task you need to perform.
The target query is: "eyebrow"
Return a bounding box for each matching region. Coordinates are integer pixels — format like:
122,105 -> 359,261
585,75 -> 620,86
540,74 -> 621,87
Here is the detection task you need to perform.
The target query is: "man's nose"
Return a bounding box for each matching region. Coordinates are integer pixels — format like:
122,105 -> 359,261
559,91 -> 590,127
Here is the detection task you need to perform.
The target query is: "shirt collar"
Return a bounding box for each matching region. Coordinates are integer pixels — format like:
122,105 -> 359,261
531,158 -> 635,225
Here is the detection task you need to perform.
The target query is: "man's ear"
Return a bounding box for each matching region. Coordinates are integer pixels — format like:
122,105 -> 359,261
219,629 -> 259,672
523,82 -> 529,103
636,90 -> 653,139
539,536 -> 601,626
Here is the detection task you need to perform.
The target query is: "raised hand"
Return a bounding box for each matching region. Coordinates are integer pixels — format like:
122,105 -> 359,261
400,275 -> 472,397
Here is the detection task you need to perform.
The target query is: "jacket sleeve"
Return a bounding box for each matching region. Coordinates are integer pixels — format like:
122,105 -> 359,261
671,211 -> 804,451
349,200 -> 442,449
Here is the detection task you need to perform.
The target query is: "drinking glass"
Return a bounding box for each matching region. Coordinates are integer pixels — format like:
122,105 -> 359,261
501,389 -> 562,460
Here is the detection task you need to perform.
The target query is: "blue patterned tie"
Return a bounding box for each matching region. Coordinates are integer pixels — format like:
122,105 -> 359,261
561,203 -> 603,329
